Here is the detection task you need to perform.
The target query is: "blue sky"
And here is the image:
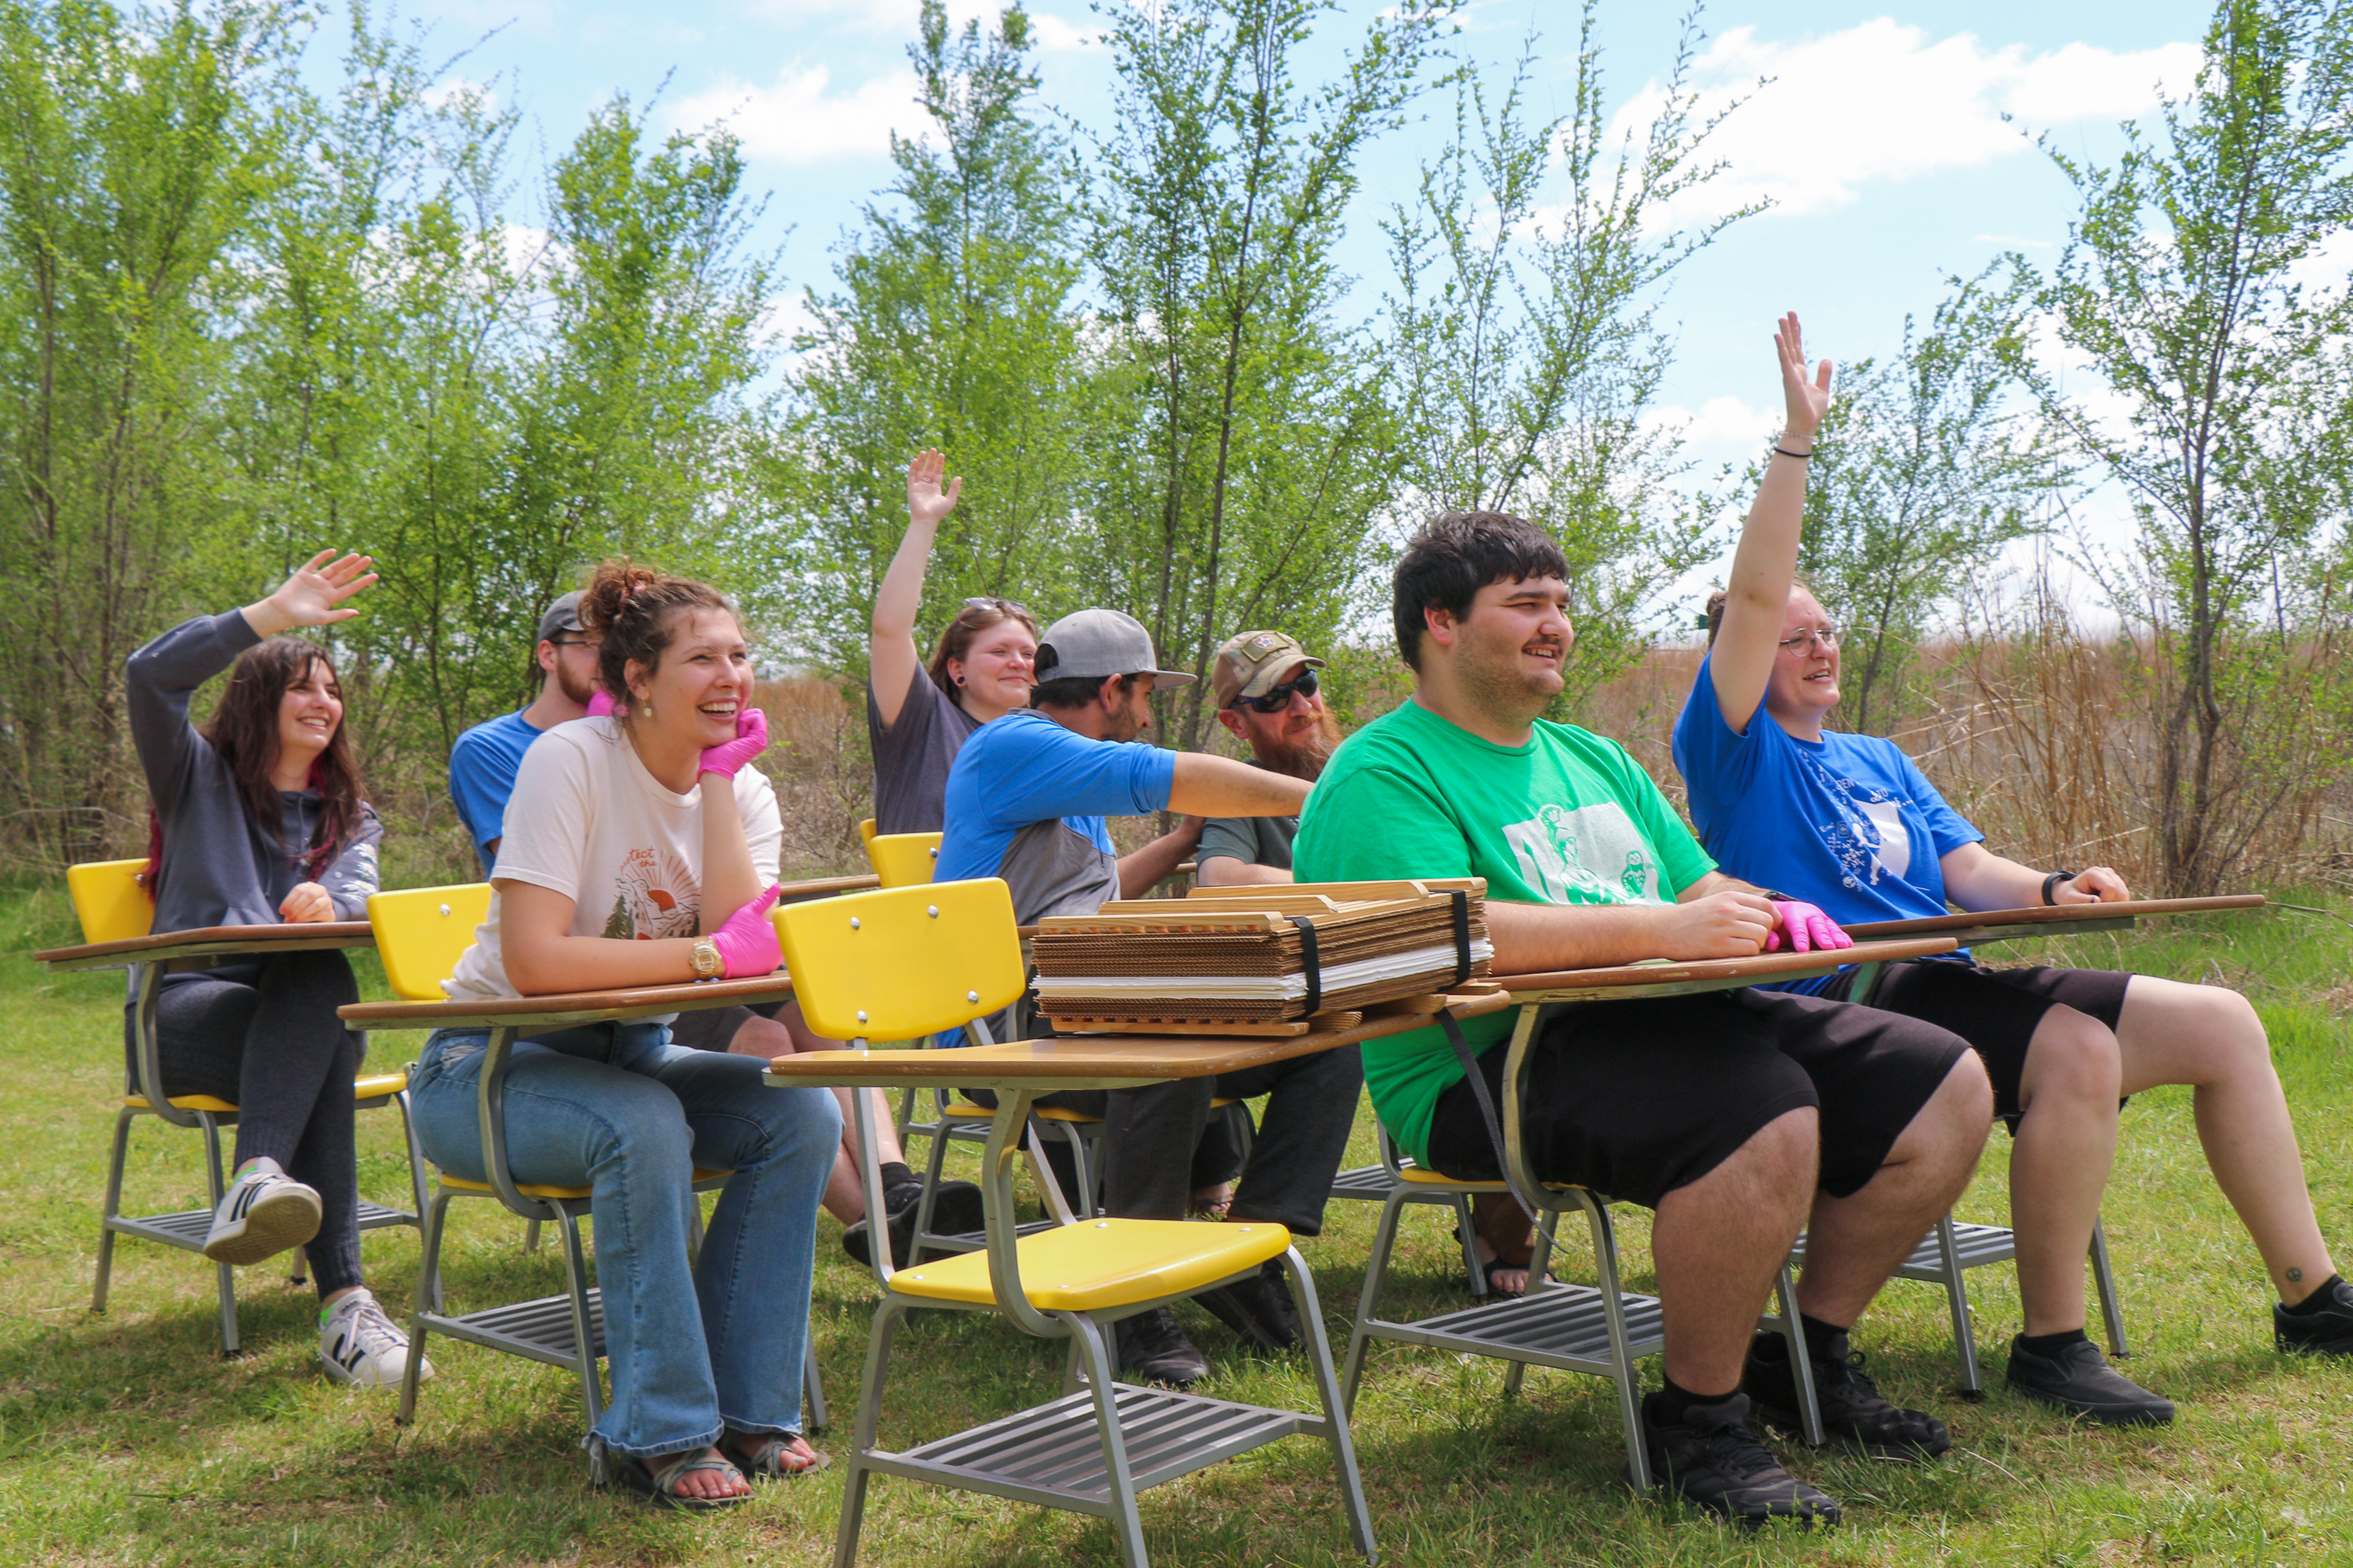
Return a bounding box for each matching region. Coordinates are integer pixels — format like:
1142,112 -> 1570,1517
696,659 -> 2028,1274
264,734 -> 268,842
372,0 -> 2218,604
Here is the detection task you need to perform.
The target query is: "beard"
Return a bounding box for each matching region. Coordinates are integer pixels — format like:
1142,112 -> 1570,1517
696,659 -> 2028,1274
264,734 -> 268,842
556,661 -> 599,708
1252,706 -> 1342,781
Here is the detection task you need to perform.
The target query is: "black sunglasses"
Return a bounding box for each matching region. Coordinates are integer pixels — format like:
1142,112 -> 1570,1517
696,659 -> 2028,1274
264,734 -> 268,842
1232,669 -> 1318,712
962,596 -> 1031,618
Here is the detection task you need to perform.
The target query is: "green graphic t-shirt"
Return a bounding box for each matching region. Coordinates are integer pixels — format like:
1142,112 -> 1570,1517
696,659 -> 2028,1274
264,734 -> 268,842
1290,698 -> 1715,1166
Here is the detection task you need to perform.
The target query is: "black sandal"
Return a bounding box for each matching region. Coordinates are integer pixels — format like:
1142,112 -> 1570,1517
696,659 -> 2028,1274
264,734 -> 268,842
590,1438 -> 751,1512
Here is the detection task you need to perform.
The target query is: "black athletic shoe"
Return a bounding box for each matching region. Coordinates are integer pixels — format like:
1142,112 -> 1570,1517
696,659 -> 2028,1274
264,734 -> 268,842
1744,1329 -> 1952,1459
2276,1276 -> 2353,1356
1637,1390 -> 1839,1531
1116,1306 -> 1208,1388
1193,1262 -> 1302,1352
2004,1334 -> 2173,1424
840,1178 -> 987,1268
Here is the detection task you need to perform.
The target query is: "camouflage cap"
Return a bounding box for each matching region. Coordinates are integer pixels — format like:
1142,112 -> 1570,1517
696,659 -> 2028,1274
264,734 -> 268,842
1211,630 -> 1325,708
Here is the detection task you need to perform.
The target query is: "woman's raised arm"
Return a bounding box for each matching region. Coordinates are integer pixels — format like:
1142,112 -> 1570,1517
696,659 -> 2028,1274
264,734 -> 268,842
1710,315 -> 1831,735
869,450 -> 963,728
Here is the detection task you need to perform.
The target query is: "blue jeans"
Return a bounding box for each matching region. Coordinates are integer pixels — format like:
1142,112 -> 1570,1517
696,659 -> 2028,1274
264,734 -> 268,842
409,1021 -> 840,1459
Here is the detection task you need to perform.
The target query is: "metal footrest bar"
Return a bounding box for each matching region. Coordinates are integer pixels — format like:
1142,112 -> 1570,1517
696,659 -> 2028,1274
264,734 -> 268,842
417,1287 -> 607,1369
1893,1221 -> 2016,1281
1326,1163 -> 1397,1201
871,1384 -> 1312,1514
1362,1284 -> 1666,1375
103,1197 -> 417,1252
914,1216 -> 1063,1257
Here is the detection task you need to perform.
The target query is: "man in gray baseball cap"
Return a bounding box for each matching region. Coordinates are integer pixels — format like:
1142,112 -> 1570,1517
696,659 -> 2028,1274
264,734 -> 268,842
936,606 -> 1325,1387
448,590 -> 601,871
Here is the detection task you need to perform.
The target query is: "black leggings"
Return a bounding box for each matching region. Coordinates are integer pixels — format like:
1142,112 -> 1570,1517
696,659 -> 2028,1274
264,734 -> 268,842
130,950 -> 366,1298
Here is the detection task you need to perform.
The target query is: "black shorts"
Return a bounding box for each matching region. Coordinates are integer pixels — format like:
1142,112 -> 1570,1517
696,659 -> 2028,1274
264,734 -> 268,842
1425,989 -> 1971,1209
665,1000 -> 785,1053
1830,961 -> 2132,1123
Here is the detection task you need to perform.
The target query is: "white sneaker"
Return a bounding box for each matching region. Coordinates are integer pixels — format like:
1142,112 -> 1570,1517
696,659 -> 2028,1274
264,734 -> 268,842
319,1287 -> 433,1387
200,1157 -> 322,1265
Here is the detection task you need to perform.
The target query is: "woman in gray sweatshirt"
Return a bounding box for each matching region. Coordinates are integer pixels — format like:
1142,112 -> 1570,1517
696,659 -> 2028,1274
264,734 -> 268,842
125,549 -> 425,1387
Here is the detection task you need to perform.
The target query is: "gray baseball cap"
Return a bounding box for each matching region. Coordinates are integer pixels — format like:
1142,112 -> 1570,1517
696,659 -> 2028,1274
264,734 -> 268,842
536,591 -> 586,645
1034,608 -> 1196,690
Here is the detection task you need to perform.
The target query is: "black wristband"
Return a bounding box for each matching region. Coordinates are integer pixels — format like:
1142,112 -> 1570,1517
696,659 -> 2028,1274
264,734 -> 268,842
2041,870 -> 2078,906
1772,445 -> 1812,460
1759,889 -> 1793,902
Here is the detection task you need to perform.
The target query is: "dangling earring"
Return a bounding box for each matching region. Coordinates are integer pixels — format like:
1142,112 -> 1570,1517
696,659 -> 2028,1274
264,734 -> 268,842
642,701 -> 653,717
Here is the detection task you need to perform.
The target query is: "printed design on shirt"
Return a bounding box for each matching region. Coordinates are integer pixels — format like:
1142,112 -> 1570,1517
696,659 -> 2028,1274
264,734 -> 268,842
601,846 -> 700,940
1800,753 -> 1917,891
1501,802 -> 1663,906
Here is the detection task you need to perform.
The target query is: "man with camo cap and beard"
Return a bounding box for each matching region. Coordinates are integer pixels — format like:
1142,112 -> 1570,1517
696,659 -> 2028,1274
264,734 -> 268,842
1194,630 -> 1337,887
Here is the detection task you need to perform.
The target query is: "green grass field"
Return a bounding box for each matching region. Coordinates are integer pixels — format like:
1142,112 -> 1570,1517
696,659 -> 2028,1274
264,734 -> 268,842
2,882 -> 2349,1566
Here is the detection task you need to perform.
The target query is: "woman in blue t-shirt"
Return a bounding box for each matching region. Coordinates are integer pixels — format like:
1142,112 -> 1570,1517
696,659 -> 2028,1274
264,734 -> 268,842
1672,316 -> 2351,1423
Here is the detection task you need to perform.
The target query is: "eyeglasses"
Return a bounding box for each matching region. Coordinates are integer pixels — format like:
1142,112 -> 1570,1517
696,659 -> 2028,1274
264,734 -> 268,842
550,636 -> 601,651
1232,669 -> 1319,713
1776,626 -> 1841,655
963,596 -> 1031,618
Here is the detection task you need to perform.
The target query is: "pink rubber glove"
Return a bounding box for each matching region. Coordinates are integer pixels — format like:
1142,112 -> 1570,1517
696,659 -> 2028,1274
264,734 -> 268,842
1763,899 -> 1853,954
587,690 -> 616,717
711,885 -> 783,978
698,704 -> 769,780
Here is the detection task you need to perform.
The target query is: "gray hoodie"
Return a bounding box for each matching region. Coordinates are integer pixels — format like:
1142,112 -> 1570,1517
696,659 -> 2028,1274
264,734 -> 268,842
127,610 -> 382,940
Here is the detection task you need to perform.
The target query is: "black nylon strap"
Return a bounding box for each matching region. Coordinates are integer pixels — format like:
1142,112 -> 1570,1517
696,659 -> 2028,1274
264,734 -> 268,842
1296,915 -> 1322,1017
1437,1008 -> 1543,1230
1447,889 -> 1472,986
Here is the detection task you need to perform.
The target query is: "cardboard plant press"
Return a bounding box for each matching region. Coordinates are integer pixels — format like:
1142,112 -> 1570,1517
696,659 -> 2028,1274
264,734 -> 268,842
1029,880 -> 1493,1036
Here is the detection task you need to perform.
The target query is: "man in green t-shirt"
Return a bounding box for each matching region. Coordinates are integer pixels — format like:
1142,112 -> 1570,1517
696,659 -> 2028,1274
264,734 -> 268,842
1293,509 -> 1994,1529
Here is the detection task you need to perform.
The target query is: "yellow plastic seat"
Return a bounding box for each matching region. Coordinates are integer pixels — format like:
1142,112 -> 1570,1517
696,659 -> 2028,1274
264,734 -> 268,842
866,830 -> 942,891
772,878 -> 1375,1568
75,859 -> 430,1356
1396,1164 -> 1507,1191
370,884 -> 493,1000
439,1168 -> 735,1203
894,1217 -> 1290,1311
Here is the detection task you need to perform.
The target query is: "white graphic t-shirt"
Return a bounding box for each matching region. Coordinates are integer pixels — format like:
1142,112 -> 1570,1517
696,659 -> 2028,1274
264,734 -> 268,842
444,716 -> 784,1002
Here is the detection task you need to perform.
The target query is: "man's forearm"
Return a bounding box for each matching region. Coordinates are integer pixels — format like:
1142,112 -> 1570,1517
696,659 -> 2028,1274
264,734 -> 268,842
1486,899 -> 1672,975
1194,857 -> 1293,886
1167,751 -> 1310,817
1118,824 -> 1200,897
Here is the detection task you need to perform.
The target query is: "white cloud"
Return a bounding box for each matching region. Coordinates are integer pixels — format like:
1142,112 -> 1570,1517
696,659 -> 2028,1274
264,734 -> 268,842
1609,21 -> 2204,227
668,65 -> 922,165
1643,394 -> 1779,453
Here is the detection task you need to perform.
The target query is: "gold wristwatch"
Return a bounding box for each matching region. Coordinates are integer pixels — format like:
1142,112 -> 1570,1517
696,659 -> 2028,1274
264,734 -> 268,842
689,936 -> 724,980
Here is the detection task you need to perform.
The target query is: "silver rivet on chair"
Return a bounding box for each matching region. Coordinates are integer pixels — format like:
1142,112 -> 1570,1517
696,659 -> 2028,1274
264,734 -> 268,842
928,847 -> 938,859
856,1010 -> 868,1024
966,990 -> 979,1004
850,916 -> 861,930
926,905 -> 939,918
438,903 -> 450,916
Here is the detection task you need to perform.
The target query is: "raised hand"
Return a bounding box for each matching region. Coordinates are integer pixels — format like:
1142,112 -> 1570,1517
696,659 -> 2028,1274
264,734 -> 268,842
270,550 -> 377,628
906,448 -> 963,531
698,704 -> 770,780
1775,311 -> 1833,447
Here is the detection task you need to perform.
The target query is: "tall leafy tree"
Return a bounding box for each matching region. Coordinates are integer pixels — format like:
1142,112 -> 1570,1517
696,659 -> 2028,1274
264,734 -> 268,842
2011,0 -> 2353,892
1791,273 -> 2053,735
1384,5 -> 1755,710
0,0 -> 299,863
1085,0 -> 1452,749
761,0 -> 1095,669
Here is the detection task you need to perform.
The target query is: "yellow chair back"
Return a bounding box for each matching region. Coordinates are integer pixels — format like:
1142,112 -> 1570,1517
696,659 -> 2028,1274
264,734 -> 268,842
68,859 -> 153,945
367,884 -> 494,1000
775,879 -> 1025,1042
858,817 -> 879,854
867,831 -> 942,889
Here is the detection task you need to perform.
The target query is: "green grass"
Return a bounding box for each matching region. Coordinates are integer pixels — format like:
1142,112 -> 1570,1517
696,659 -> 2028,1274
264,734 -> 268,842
2,888 -> 2351,1565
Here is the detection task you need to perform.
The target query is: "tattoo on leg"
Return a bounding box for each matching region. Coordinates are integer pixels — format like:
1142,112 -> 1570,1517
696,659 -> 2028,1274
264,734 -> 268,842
2288,1267 -> 2304,1283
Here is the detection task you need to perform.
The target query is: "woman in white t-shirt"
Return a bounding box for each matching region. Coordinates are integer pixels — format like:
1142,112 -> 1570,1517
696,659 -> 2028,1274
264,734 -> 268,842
411,562 -> 840,1510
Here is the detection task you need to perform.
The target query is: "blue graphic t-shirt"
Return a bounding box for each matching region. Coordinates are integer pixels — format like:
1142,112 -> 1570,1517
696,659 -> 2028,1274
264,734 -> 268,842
1672,652 -> 1983,993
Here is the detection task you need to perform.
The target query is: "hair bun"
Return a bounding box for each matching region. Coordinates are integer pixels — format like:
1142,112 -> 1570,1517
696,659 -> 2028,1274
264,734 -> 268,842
581,560 -> 660,633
